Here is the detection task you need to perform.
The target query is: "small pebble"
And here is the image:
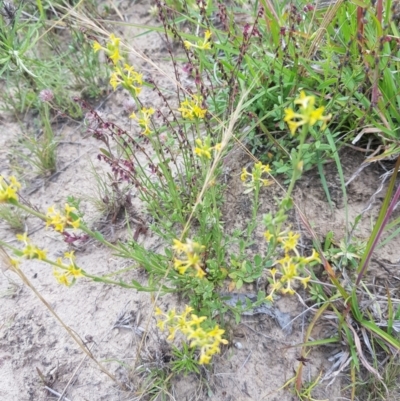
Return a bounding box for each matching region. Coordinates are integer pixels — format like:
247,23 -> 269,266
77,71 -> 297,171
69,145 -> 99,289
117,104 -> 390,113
234,341 -> 243,349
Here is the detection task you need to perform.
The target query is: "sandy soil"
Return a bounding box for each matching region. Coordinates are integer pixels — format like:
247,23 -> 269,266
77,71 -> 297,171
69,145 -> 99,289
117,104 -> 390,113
1,2 -> 399,401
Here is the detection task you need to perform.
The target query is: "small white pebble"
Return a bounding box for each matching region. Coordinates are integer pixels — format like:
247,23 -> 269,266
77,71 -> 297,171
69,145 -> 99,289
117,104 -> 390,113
234,342 -> 243,349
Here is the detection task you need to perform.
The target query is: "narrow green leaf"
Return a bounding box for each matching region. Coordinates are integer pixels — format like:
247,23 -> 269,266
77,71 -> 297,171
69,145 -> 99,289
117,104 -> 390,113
361,320 -> 400,350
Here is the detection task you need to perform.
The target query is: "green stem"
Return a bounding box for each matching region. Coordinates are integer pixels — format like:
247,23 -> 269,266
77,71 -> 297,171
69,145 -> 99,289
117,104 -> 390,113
247,183 -> 261,239
272,124 -> 309,248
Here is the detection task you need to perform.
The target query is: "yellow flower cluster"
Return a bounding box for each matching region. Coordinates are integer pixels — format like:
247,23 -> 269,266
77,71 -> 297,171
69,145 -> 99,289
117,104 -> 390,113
53,251 -> 84,286
45,204 -> 80,232
0,176 -> 21,203
194,137 -> 221,159
130,107 -> 155,136
93,34 -> 155,139
173,239 -> 206,278
110,64 -> 143,95
264,230 -> 319,301
16,232 -> 47,260
178,95 -> 207,120
93,33 -> 122,65
241,162 -> 272,193
184,30 -> 212,50
93,34 -> 143,98
155,305 -> 228,364
284,91 -> 331,135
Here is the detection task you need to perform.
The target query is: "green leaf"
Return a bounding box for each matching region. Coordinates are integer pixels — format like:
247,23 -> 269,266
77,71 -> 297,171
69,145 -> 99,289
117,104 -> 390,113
361,319 -> 400,350
257,291 -> 266,301
349,0 -> 369,7
99,148 -> 111,157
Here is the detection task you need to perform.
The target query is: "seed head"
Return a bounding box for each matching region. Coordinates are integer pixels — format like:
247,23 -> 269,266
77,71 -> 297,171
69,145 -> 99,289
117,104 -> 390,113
39,89 -> 54,103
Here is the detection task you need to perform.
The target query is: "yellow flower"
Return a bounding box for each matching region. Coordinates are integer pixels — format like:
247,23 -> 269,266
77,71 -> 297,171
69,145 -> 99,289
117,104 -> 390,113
108,48 -> 122,64
130,107 -> 154,136
64,250 -> 75,260
194,139 -> 212,159
264,230 -> 273,242
199,353 -> 212,364
284,91 -> 331,135
172,239 -> 188,253
124,64 -> 143,85
266,294 -> 274,302
194,137 -> 221,159
188,314 -> 207,327
178,95 -> 207,120
208,326 -> 228,343
0,176 -> 21,203
10,258 -> 20,269
310,107 -> 331,129
67,265 -> 83,278
35,248 -> 47,260
241,162 -> 272,192
294,91 -> 315,109
93,41 -> 103,52
183,305 -> 194,316
184,30 -> 212,51
300,276 -> 311,288
9,176 -> 21,189
64,251 -> 83,277
108,33 -> 120,48
52,251 -> 84,286
16,232 -> 28,243
53,268 -> 70,286
281,286 -> 296,295
93,34 -> 123,65
16,233 -> 47,260
286,119 -> 303,136
155,305 -> 228,365
305,249 -> 321,263
282,231 -> 300,253
109,71 -> 120,90
109,65 -> 142,95
240,168 -> 248,182
173,238 -> 205,278
46,204 -> 80,232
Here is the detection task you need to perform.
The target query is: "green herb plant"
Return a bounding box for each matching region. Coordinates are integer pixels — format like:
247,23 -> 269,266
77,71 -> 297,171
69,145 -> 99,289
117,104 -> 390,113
1,0 -> 400,399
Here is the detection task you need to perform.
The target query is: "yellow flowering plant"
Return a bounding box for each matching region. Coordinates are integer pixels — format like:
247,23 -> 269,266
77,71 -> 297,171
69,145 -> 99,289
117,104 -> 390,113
45,204 -> 80,232
194,137 -> 221,159
184,30 -> 212,51
155,306 -> 228,365
1,1 -> 399,394
233,94 -> 328,300
284,91 -> 331,136
5,231 -> 88,287
172,238 -> 206,278
264,230 -> 320,301
0,176 -> 21,204
263,92 -> 331,255
53,251 -> 84,286
240,161 -> 272,194
16,232 -> 47,260
109,64 -> 143,95
130,107 -> 155,136
93,33 -> 123,65
178,95 -> 207,120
